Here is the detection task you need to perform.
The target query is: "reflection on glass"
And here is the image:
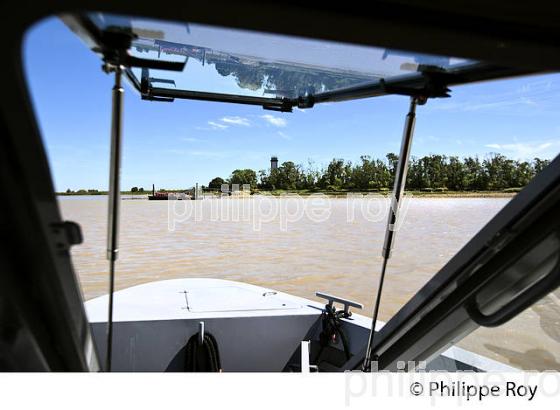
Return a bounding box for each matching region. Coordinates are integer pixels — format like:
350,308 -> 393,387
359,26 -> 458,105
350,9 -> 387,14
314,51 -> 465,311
89,12 -> 471,99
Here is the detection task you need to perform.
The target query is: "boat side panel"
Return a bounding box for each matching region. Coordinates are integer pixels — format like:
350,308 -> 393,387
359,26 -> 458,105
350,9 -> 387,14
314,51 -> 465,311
91,314 -> 320,372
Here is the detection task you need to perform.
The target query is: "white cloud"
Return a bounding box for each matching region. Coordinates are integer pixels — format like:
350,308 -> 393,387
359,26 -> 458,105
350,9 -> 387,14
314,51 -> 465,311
484,141 -> 560,159
186,150 -> 228,159
431,99 -> 536,113
261,114 -> 287,127
163,148 -> 268,161
162,148 -> 186,155
221,116 -> 251,126
195,116 -> 251,130
427,78 -> 560,114
182,137 -> 202,142
277,131 -> 292,140
208,121 -> 229,130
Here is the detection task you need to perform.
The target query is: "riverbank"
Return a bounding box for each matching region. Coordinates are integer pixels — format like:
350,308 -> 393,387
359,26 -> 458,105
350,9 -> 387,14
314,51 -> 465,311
57,190 -> 182,196
256,189 -> 518,198
58,190 -> 519,198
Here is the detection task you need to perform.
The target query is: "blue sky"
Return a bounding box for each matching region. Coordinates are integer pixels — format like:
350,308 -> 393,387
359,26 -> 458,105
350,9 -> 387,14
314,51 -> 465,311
24,17 -> 560,191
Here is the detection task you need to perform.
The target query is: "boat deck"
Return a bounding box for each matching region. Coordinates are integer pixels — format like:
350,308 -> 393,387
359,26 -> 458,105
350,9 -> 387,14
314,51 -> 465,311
85,278 -> 516,372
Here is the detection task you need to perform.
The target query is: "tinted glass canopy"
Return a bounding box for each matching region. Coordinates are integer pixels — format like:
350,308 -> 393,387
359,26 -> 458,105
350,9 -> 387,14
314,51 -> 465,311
87,13 -> 470,100
63,12 -> 531,110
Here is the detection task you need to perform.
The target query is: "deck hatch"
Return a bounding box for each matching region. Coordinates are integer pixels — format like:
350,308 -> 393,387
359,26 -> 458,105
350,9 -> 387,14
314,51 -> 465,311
185,286 -> 302,313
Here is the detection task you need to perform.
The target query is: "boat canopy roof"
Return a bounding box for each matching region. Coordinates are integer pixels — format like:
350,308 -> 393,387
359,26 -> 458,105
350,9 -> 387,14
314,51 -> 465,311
63,12 -> 536,111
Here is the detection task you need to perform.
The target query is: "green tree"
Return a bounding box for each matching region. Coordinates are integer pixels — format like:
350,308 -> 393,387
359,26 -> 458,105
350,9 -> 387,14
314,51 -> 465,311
349,156 -> 390,190
229,169 -> 257,189
320,159 -> 347,189
513,161 -> 534,187
257,170 -> 270,189
484,153 -> 509,190
303,159 -> 321,189
220,153 -> 546,193
275,161 -> 304,190
208,177 -> 225,189
445,156 -> 466,191
534,158 -> 551,174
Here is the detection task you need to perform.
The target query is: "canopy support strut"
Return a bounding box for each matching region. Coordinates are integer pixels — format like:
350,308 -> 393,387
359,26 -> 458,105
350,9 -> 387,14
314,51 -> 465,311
362,96 -> 423,372
104,63 -> 124,372
93,27 -> 183,372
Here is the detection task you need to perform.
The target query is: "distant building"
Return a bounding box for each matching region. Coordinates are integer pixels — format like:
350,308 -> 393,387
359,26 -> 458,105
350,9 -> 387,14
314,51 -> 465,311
271,156 -> 278,170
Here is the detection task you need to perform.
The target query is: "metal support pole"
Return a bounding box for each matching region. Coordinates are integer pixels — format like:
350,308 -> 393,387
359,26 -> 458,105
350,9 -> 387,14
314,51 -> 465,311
105,65 -> 124,372
363,97 -> 418,372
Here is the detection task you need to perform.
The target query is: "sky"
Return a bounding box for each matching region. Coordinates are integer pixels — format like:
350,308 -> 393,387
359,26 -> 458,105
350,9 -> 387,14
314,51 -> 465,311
24,17 -> 560,192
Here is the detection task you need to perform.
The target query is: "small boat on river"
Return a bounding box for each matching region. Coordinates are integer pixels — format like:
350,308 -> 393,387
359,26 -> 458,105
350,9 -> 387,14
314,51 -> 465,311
148,184 -> 191,200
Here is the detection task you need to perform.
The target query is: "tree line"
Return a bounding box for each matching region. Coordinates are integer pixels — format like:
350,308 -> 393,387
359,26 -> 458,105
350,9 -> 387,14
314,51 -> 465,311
208,153 -> 552,192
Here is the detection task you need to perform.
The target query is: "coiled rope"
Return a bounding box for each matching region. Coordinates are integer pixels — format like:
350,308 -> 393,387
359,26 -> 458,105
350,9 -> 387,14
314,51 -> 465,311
185,332 -> 222,372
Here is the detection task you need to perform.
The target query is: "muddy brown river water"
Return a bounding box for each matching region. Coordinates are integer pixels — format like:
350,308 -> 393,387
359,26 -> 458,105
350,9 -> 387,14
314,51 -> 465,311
59,196 -> 560,370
